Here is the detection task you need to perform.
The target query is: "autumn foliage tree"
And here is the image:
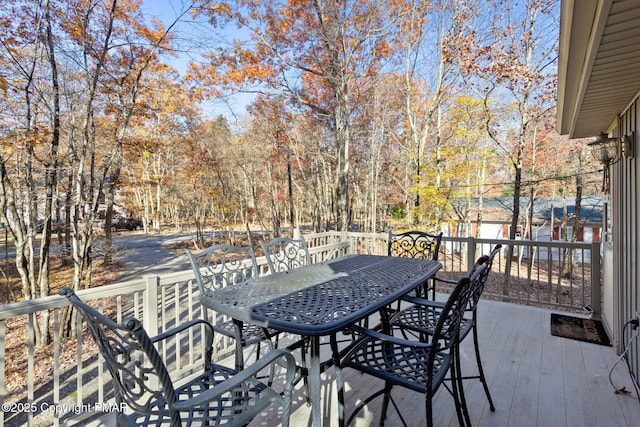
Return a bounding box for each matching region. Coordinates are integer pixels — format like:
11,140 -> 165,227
191,0 -> 409,231
0,0 -> 64,344
0,0 -> 198,344
451,0 -> 559,294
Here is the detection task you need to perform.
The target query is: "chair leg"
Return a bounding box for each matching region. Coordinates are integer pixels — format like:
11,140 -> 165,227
345,388 -> 388,427
472,322 -> 495,411
454,341 -> 471,426
265,338 -> 276,387
426,384 -> 435,427
379,382 -> 394,426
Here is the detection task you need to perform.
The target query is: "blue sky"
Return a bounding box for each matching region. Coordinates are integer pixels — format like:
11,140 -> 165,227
141,0 -> 255,120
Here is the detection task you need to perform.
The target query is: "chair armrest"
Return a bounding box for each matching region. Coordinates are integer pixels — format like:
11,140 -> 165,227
171,349 -> 297,410
150,319 -> 214,345
414,275 -> 456,299
149,319 -> 214,362
433,276 -> 457,284
349,324 -> 435,350
400,295 -> 445,309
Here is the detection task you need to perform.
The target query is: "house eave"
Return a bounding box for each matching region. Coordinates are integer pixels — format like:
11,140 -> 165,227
557,0 -> 640,139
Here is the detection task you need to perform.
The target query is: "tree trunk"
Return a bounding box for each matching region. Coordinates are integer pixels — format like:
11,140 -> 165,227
562,153 -> 584,279
35,0 -> 62,346
335,97 -> 351,232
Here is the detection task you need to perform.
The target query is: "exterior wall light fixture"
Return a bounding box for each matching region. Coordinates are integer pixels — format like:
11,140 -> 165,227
622,131 -> 634,160
588,132 -> 621,166
588,132 -> 622,193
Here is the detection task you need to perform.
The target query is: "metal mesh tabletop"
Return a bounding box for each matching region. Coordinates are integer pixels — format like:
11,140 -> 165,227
203,255 -> 441,336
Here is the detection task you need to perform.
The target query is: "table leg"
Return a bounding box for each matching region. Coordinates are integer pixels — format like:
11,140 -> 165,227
309,336 -> 322,427
232,319 -> 244,371
331,334 -> 345,427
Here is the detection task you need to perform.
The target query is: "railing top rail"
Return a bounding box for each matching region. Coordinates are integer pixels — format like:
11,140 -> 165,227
345,231 -> 388,238
439,236 -> 595,249
304,231 -> 343,238
307,240 -> 350,254
0,233 -> 597,320
0,278 -> 147,320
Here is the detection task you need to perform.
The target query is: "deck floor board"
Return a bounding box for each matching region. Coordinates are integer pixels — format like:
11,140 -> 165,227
279,299 -> 640,427
85,298 -> 640,427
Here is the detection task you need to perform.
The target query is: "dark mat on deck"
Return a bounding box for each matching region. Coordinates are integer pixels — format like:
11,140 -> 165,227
550,313 -> 611,346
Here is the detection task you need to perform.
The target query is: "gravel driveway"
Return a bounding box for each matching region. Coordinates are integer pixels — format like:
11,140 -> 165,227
97,232 -> 194,280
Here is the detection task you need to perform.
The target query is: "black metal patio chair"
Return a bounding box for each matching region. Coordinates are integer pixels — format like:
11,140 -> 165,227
389,244 -> 503,422
186,244 -> 280,373
338,268 -> 478,427
388,230 -> 443,299
59,286 -> 296,427
259,236 -> 311,274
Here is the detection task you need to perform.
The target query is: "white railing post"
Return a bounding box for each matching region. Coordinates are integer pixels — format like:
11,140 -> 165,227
143,275 -> 161,392
340,231 -> 350,254
0,320 -> 5,427
591,241 -> 602,319
144,275 -> 160,337
465,236 -> 476,271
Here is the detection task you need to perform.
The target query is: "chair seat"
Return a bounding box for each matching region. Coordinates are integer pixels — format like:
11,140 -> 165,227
213,320 -> 279,345
390,303 -> 473,340
125,363 -> 280,426
341,333 -> 452,394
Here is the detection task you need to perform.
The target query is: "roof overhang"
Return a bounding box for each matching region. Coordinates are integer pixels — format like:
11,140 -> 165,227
557,0 -> 640,138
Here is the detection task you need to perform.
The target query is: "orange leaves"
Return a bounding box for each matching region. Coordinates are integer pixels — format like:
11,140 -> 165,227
26,127 -> 52,148
190,1 -> 230,18
187,40 -> 278,99
208,3 -> 232,15
373,40 -> 392,58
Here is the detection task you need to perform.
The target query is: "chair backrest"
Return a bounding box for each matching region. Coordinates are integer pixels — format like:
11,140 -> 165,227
259,237 -> 311,273
58,287 -> 181,424
438,262 -> 489,345
388,230 -> 443,261
186,244 -> 259,297
426,272 -> 475,387
467,244 -> 502,312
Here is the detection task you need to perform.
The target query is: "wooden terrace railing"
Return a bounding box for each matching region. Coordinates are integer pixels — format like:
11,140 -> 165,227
0,232 -> 599,426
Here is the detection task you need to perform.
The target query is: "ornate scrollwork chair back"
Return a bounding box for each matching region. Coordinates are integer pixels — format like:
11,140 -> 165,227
186,244 -> 259,297
60,288 -> 178,421
388,230 -> 443,299
186,244 -> 277,372
388,230 -> 443,261
260,237 -> 311,274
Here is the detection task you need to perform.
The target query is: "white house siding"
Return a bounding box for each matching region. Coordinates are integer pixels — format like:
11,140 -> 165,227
612,97 -> 640,382
557,0 -> 640,391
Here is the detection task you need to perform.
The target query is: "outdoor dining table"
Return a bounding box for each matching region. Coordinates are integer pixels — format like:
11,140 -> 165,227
200,253 -> 442,427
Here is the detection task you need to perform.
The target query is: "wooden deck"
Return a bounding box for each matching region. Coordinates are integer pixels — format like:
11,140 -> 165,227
251,299 -> 640,427
85,299 -> 640,426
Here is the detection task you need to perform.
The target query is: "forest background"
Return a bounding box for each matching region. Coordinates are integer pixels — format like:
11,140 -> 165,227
0,0 -> 600,346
